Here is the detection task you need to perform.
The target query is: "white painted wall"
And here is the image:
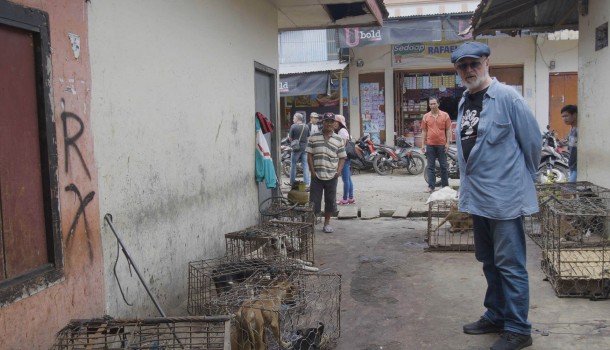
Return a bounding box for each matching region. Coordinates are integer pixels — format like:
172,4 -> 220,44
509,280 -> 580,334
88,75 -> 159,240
578,1 -> 610,188
348,36 -> 579,144
88,0 -> 278,317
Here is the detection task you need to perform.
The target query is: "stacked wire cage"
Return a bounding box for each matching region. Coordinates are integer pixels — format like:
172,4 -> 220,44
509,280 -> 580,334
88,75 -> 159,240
427,200 -> 474,251
52,316 -> 231,349
187,257 -> 341,349
259,196 -> 316,225
528,182 -> 610,248
188,256 -> 302,316
539,187 -> 610,299
225,221 -> 315,264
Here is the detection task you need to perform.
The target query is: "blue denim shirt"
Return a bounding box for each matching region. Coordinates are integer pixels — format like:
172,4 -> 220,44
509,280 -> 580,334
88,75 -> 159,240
456,79 -> 541,220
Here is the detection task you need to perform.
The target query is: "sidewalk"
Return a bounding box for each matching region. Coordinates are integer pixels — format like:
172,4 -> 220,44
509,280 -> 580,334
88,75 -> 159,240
293,171 -> 610,349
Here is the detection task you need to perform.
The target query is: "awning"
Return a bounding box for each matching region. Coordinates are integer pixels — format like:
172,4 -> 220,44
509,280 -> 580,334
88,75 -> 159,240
279,73 -> 329,97
279,60 -> 347,97
470,0 -> 579,37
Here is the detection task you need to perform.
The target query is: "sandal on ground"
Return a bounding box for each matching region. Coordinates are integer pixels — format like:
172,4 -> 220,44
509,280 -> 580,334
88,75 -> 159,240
336,199 -> 348,205
347,198 -> 355,204
323,225 -> 334,233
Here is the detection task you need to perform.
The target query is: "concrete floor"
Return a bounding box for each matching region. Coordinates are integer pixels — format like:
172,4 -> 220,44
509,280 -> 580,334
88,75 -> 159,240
293,171 -> 610,350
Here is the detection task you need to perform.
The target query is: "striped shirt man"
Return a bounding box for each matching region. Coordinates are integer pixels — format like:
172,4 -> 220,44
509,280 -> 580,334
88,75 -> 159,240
306,133 -> 347,180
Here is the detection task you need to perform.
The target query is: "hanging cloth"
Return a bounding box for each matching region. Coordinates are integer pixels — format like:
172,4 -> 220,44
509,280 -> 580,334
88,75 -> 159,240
255,117 -> 277,189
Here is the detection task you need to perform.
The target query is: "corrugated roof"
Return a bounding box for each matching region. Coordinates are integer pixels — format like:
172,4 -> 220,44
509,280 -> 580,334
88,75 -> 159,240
390,11 -> 473,20
471,0 -> 579,36
279,60 -> 348,75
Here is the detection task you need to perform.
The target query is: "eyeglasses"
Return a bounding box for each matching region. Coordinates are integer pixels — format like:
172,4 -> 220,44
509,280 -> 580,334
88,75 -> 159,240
456,61 -> 483,71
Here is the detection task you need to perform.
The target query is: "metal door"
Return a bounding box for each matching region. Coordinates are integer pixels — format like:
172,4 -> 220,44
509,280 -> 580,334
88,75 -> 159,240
254,63 -> 278,206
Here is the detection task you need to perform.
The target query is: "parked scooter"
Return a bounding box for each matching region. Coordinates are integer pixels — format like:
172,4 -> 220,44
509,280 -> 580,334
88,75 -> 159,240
537,126 -> 569,183
423,146 -> 459,187
373,136 -> 426,176
350,134 -> 379,173
281,135 -> 303,177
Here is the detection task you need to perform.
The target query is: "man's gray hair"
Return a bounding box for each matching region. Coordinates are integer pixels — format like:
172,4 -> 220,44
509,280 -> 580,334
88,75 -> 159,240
293,113 -> 304,122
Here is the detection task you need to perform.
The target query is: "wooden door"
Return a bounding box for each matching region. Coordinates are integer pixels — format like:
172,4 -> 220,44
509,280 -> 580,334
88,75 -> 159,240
549,73 -> 578,140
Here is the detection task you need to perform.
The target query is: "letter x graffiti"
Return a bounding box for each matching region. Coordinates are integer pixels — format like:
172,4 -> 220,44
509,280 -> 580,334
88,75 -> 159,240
65,183 -> 95,261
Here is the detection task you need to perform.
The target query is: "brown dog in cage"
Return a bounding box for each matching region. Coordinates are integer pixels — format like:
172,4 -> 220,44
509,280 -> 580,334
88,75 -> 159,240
434,202 -> 473,233
233,276 -> 298,350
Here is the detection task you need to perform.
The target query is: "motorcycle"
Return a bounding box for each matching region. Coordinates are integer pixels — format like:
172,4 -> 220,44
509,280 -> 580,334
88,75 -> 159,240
537,127 -> 569,183
281,135 -> 304,177
350,134 -> 379,173
423,145 -> 460,187
372,136 -> 426,176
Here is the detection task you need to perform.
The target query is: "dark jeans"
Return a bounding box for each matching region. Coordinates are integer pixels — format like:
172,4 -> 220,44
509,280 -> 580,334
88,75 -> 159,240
425,145 -> 449,190
309,176 -> 338,215
472,215 -> 531,335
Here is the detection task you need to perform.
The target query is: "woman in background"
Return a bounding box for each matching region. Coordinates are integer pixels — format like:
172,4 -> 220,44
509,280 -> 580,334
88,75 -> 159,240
334,115 -> 354,205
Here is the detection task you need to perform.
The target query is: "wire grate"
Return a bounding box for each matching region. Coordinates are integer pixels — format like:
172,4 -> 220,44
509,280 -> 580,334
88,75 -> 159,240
52,316 -> 230,349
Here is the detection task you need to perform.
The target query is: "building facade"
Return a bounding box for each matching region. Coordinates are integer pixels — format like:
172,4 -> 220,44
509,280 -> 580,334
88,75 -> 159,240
340,12 -> 578,145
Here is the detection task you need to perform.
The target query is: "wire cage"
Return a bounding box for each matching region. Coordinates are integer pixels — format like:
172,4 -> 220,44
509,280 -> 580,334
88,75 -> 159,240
527,182 -> 610,249
52,316 -> 231,350
212,271 -> 341,350
539,195 -> 610,299
524,214 -> 543,248
426,200 -> 474,251
536,181 -> 610,203
260,196 -> 317,225
188,256 -> 304,316
225,221 -> 315,264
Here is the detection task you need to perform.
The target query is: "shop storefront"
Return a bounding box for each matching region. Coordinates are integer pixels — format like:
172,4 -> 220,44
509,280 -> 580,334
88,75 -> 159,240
279,63 -> 349,136
340,14 -> 473,145
392,40 -> 524,146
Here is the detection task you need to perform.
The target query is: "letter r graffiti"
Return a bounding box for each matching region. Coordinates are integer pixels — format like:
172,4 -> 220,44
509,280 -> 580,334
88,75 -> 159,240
61,107 -> 91,180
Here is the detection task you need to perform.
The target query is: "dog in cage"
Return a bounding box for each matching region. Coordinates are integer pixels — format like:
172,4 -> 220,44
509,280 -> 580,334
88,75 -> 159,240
232,275 -> 299,350
434,202 -> 473,233
557,214 -> 607,242
245,234 -> 318,272
290,322 -> 325,350
212,259 -> 277,296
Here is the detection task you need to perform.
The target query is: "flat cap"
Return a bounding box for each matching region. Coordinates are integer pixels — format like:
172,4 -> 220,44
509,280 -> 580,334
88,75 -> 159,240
451,42 -> 490,63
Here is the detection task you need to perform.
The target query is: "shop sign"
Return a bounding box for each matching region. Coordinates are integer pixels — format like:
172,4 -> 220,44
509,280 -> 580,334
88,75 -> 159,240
339,18 -> 442,48
392,40 -> 487,67
338,15 -> 473,48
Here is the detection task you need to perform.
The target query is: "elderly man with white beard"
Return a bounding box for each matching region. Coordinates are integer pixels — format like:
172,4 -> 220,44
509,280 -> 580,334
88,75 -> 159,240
452,42 -> 541,350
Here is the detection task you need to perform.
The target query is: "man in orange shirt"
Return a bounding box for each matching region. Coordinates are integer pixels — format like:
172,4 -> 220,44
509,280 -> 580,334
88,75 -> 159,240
422,96 -> 451,192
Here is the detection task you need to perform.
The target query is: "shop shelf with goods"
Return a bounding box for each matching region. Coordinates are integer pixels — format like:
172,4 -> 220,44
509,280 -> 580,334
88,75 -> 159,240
394,70 -> 466,146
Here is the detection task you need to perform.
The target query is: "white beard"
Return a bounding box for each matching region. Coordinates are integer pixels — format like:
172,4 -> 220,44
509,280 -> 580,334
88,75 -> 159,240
463,72 -> 491,92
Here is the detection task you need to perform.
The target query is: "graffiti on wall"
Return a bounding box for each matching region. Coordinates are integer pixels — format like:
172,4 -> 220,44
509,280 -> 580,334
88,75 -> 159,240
61,98 -> 96,262
61,100 -> 91,180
